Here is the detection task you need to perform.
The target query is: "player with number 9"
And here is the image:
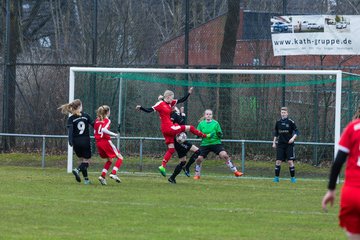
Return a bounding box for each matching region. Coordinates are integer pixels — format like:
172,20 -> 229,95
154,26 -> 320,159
58,99 -> 94,184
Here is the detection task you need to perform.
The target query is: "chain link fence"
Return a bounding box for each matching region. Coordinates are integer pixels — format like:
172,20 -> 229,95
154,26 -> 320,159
1,1 -> 360,177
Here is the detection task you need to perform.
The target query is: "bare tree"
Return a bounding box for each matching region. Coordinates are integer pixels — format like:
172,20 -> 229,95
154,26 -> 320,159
2,0 -> 20,151
217,0 -> 240,137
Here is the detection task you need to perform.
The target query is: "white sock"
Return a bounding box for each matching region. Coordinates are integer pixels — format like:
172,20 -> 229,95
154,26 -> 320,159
226,160 -> 237,173
195,164 -> 202,176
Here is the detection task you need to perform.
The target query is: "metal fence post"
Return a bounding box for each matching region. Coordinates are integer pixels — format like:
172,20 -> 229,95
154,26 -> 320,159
139,138 -> 143,172
42,135 -> 46,168
241,140 -> 245,174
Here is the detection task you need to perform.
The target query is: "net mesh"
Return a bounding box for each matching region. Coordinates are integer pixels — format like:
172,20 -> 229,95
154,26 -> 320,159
72,70 -> 360,177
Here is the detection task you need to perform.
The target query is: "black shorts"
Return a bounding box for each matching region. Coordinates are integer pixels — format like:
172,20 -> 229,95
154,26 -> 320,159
276,144 -> 295,161
73,137 -> 92,159
174,140 -> 193,158
199,144 -> 225,159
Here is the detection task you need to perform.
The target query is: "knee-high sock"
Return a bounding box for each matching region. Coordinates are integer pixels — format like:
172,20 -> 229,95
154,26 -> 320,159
80,162 -> 89,179
275,165 -> 281,177
289,166 -> 295,177
189,125 -> 206,138
226,159 -> 238,173
195,163 -> 202,176
162,148 -> 175,167
170,161 -> 186,179
101,160 -> 112,178
185,150 -> 200,170
111,158 -> 123,175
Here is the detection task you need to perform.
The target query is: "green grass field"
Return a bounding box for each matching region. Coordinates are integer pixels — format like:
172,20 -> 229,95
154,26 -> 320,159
0,165 -> 345,240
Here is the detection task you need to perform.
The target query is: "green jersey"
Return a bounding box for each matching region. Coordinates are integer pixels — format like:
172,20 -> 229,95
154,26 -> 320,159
197,119 -> 222,146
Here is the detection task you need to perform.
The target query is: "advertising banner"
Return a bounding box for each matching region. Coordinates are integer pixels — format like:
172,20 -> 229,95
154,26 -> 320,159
271,15 -> 360,56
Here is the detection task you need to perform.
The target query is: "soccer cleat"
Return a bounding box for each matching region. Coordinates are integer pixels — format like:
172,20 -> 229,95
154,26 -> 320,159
234,171 -> 243,177
110,174 -> 122,183
183,168 -> 190,177
72,168 -> 81,182
168,177 -> 176,184
158,166 -> 166,177
193,175 -> 200,180
98,176 -> 107,185
291,177 -> 297,183
273,176 -> 280,183
84,180 -> 91,185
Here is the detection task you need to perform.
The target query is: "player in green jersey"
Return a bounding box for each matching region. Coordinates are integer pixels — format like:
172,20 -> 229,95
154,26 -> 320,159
192,109 -> 243,179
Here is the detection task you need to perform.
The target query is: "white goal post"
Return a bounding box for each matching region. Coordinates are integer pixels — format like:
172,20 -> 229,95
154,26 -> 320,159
67,67 -> 343,173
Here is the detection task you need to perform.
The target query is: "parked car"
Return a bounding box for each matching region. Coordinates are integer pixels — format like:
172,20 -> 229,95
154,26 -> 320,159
272,22 -> 289,32
307,23 -> 323,30
336,22 -> 347,29
327,19 -> 336,25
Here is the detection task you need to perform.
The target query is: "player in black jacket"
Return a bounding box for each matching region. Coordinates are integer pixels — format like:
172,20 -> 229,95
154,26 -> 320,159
272,107 -> 299,183
167,106 -> 201,184
59,99 -> 94,184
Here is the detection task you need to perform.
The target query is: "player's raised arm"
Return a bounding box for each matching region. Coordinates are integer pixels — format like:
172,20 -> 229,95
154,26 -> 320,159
136,105 -> 154,113
176,87 -> 194,104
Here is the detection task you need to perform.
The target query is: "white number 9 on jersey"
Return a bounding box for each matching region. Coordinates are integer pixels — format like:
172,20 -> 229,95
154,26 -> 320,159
77,121 -> 85,135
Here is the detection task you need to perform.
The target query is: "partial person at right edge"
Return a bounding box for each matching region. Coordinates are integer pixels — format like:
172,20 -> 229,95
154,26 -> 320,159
322,107 -> 360,240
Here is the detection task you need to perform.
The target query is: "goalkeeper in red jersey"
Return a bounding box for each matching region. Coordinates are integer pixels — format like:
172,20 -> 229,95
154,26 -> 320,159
94,105 -> 123,185
193,109 -> 243,180
136,87 -> 209,177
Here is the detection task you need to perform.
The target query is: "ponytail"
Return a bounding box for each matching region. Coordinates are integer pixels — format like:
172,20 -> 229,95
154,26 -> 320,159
58,99 -> 82,116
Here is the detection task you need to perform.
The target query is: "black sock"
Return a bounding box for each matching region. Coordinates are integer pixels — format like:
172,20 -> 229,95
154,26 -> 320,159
81,163 -> 89,179
171,161 -> 186,179
289,166 -> 295,177
275,165 -> 281,177
185,150 -> 200,170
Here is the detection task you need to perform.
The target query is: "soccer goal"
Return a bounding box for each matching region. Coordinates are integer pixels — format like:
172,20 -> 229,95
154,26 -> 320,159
67,67 -> 347,174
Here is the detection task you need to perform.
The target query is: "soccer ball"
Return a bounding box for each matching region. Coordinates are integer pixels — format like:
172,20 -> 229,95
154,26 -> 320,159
176,132 -> 187,143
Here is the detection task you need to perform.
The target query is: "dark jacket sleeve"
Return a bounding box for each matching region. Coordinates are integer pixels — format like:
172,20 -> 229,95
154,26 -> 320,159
67,124 -> 74,147
328,150 -> 347,190
177,93 -> 190,104
140,106 -> 154,113
292,121 -> 299,136
88,114 -> 94,128
273,122 -> 278,137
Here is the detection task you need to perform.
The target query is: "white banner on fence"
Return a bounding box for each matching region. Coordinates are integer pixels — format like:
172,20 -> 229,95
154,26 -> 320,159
271,15 -> 360,56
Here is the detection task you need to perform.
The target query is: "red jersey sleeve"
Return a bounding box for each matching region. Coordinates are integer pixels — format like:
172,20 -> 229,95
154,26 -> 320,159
152,101 -> 163,112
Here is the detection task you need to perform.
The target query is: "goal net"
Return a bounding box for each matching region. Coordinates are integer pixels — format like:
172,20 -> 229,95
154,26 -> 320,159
68,67 -> 358,178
